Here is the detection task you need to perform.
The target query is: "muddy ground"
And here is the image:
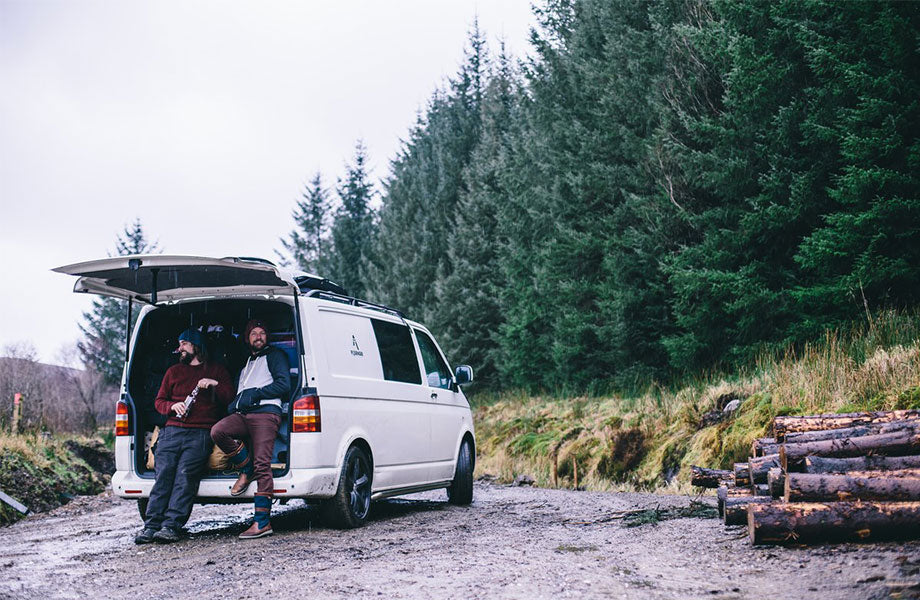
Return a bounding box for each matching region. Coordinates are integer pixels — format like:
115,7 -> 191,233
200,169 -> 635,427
1,482 -> 918,599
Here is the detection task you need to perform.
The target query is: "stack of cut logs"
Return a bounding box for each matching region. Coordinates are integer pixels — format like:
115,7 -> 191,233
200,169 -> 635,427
691,409 -> 920,545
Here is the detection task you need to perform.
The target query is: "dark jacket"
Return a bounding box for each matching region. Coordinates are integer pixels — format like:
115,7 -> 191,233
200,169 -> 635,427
228,345 -> 291,416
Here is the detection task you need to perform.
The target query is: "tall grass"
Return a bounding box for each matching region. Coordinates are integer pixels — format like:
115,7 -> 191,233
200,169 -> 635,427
473,310 -> 920,492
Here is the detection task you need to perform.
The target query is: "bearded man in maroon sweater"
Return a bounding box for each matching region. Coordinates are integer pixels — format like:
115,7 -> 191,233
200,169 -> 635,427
135,328 -> 233,545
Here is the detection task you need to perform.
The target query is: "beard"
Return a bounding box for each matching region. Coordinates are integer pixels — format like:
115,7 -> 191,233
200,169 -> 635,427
178,350 -> 194,364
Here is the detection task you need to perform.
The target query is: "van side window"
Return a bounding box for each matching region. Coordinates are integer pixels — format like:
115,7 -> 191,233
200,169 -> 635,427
371,319 -> 422,384
415,330 -> 452,389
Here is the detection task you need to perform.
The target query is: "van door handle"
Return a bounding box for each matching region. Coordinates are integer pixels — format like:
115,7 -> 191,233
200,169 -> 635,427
431,392 -> 438,401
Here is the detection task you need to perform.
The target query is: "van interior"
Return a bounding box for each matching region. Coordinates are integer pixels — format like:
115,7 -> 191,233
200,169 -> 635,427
126,298 -> 301,479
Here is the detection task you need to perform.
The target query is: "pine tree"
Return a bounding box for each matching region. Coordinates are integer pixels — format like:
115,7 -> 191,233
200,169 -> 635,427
78,219 -> 159,384
793,1 -> 920,332
367,24 -> 489,338
326,142 -> 376,298
435,44 -> 521,388
278,172 -> 332,274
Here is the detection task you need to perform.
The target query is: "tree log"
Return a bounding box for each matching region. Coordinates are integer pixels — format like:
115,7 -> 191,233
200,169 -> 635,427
717,485 -> 753,517
690,466 -> 734,488
753,483 -> 771,496
724,496 -> 772,526
773,410 -> 920,441
804,455 -> 920,474
785,471 -> 920,502
748,501 -> 920,545
734,462 -> 751,486
784,420 -> 919,445
767,468 -> 784,498
749,454 -> 781,484
751,437 -> 777,457
780,429 -> 920,471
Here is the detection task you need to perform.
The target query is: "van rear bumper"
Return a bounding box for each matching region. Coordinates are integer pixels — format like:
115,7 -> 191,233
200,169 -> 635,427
112,467 -> 339,500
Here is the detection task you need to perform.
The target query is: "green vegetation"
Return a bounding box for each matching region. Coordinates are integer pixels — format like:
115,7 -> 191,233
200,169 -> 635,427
0,434 -> 112,525
473,311 -> 920,491
276,1 -> 920,397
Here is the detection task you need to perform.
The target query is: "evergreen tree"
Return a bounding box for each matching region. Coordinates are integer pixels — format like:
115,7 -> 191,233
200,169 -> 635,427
435,44 -> 521,388
326,142 -> 376,298
793,1 -> 920,332
278,172 -> 332,274
368,23 -> 487,326
78,219 -> 159,384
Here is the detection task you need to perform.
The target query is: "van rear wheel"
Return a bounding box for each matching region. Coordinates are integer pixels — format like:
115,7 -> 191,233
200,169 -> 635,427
323,445 -> 372,529
137,498 -> 148,521
447,440 -> 474,505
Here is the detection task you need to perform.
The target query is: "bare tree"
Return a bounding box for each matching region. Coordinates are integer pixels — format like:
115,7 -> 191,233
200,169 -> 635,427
55,345 -> 115,434
0,342 -> 45,430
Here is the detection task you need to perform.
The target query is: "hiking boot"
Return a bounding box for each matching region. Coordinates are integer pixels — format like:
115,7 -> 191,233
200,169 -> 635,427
238,521 -> 273,539
230,472 -> 252,496
134,527 -> 158,544
153,527 -> 183,543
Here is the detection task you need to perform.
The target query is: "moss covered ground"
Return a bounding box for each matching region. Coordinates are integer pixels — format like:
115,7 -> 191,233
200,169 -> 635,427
0,434 -> 113,525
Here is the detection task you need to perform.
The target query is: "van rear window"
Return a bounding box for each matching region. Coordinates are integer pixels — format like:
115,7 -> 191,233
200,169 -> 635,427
371,319 -> 422,384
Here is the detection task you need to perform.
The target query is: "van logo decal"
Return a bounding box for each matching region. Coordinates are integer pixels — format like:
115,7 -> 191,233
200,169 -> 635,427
350,335 -> 364,357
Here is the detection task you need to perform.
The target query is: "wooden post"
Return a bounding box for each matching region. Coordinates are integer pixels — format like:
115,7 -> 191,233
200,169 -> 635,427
573,459 -> 579,489
11,393 -> 22,433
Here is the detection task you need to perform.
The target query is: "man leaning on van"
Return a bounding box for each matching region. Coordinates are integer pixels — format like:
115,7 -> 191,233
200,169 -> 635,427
211,318 -> 290,539
135,328 -> 233,544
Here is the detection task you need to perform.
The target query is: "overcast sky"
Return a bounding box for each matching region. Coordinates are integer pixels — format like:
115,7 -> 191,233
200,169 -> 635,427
0,0 -> 536,365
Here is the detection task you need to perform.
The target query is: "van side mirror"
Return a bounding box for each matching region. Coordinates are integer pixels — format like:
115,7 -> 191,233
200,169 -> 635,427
454,365 -> 473,385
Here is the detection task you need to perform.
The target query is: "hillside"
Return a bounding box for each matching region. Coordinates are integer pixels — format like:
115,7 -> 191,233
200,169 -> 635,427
473,312 -> 920,491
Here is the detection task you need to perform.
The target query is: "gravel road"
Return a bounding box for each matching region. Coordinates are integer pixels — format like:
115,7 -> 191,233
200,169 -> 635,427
1,481 -> 918,599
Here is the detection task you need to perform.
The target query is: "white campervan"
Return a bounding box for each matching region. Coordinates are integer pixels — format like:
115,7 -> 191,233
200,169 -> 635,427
54,255 -> 475,528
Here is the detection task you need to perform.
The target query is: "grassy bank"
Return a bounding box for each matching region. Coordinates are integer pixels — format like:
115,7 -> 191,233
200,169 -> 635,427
472,311 -> 920,493
0,433 -> 113,525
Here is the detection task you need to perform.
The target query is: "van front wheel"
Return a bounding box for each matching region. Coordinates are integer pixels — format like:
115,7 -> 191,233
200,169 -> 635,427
447,440 -> 474,505
323,445 -> 372,529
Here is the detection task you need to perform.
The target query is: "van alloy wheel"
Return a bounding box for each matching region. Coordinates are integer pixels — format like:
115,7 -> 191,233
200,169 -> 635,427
349,453 -> 372,520
323,445 -> 373,529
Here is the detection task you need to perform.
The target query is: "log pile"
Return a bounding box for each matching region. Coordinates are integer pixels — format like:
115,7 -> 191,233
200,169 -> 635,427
690,409 -> 920,545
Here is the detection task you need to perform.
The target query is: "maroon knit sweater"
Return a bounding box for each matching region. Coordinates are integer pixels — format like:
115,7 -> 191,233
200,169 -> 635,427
154,361 -> 233,429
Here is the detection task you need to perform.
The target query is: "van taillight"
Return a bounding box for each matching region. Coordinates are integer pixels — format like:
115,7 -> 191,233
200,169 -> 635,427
292,395 -> 321,433
115,400 -> 129,436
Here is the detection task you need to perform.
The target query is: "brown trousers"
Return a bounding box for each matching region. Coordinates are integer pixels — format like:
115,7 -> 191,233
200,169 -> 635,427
211,412 -> 282,495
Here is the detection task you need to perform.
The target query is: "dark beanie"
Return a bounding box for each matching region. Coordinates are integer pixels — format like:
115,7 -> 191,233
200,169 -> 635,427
178,328 -> 204,348
244,319 -> 267,340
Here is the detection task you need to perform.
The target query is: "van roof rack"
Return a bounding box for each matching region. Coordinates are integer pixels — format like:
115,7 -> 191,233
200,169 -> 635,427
304,289 -> 405,319
295,275 -> 348,296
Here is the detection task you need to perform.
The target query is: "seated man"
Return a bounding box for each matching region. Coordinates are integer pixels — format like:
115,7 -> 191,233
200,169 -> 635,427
135,328 -> 233,544
211,318 -> 290,539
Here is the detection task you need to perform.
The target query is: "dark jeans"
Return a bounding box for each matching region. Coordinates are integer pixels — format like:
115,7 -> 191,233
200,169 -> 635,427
145,426 -> 212,530
211,412 -> 281,495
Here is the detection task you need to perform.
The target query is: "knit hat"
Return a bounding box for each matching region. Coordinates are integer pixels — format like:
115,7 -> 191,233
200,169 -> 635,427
244,319 -> 267,340
178,328 -> 204,349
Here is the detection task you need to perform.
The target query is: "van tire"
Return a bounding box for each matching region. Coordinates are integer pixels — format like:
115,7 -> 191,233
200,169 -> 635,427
323,445 -> 373,529
447,440 -> 474,505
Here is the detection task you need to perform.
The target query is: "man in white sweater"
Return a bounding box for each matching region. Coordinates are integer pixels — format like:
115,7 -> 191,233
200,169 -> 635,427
211,318 -> 290,539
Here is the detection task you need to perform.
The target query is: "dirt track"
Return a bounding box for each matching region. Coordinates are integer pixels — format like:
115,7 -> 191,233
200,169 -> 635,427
1,481 -> 918,599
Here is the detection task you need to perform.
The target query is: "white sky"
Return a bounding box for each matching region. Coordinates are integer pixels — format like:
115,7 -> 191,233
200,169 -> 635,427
0,0 -> 536,364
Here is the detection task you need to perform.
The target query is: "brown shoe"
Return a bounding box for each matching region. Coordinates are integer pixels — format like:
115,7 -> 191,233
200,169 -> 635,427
230,472 -> 251,496
238,521 -> 273,539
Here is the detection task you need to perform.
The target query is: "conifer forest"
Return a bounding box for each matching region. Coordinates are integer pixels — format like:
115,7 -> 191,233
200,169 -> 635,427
280,0 -> 920,394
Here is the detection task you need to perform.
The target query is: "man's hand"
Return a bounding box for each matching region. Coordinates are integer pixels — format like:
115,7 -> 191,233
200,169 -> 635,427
171,401 -> 187,417
197,378 -> 218,389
